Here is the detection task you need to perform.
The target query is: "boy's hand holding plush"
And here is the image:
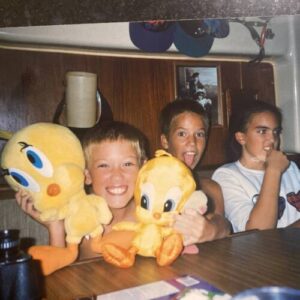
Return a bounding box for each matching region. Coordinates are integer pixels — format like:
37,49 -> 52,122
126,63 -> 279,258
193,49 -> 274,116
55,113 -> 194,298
0,123 -> 112,275
102,149 -> 207,268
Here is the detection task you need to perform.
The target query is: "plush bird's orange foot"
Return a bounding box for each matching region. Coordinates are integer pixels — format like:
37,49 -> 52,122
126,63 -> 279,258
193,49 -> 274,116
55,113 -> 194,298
28,243 -> 78,276
102,244 -> 137,268
156,233 -> 183,266
90,235 -> 102,254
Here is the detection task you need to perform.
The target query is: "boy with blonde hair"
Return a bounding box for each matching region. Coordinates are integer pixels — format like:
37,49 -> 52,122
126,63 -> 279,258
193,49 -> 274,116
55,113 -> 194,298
16,121 -> 149,259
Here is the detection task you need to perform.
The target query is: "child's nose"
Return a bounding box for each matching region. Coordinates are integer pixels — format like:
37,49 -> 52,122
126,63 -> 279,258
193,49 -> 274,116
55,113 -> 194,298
268,131 -> 277,143
187,135 -> 196,145
111,167 -> 123,178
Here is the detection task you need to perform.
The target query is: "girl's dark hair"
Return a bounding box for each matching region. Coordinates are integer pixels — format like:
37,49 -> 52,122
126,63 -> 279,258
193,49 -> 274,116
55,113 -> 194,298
226,100 -> 282,162
159,99 -> 209,137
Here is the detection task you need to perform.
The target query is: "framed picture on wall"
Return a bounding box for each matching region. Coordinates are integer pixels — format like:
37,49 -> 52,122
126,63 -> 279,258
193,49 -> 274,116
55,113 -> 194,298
175,63 -> 223,126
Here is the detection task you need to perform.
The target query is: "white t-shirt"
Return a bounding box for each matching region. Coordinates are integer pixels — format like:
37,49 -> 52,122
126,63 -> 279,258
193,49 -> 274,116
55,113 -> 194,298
212,161 -> 300,232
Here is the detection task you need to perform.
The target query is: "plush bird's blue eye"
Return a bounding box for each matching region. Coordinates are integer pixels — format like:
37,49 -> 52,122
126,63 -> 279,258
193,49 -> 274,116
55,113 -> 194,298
23,146 -> 53,177
141,194 -> 150,210
10,171 -> 29,187
8,168 -> 40,192
26,149 -> 43,168
163,199 -> 176,212
140,183 -> 154,211
163,187 -> 183,213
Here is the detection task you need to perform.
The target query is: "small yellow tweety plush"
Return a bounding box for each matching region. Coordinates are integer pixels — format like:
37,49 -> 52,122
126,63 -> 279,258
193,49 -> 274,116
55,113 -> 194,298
0,123 -> 112,275
102,149 -> 207,268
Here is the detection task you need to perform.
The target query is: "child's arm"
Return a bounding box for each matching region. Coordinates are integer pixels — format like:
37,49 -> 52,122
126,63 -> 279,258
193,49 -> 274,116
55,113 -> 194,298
202,179 -> 233,239
15,189 -> 66,247
246,150 -> 289,230
46,219 -> 66,247
173,179 -> 231,245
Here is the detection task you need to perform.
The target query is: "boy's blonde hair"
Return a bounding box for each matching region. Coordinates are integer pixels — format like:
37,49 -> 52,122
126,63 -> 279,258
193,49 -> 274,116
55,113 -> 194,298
82,121 -> 149,167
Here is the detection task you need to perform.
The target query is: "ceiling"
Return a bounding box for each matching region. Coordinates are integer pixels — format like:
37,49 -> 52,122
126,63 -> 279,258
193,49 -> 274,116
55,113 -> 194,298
0,0 -> 299,28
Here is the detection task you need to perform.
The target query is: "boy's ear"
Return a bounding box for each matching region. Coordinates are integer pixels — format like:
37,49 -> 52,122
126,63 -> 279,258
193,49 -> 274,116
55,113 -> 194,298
160,134 -> 169,150
84,169 -> 92,185
235,132 -> 245,145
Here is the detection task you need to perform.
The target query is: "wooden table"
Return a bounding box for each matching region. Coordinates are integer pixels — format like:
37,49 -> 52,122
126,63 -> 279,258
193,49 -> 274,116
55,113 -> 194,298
44,228 -> 300,299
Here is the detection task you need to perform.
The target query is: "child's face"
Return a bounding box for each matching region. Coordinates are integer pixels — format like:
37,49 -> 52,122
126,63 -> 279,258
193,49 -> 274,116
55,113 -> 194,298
161,112 -> 206,169
85,140 -> 140,209
236,111 -> 281,163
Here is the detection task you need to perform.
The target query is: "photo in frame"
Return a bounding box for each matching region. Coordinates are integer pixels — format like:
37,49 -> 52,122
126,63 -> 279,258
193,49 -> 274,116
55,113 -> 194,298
175,64 -> 223,126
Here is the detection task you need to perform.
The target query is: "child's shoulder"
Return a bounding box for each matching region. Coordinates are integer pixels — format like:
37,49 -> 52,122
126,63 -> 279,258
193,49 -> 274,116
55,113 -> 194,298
199,176 -> 219,187
198,176 -> 222,195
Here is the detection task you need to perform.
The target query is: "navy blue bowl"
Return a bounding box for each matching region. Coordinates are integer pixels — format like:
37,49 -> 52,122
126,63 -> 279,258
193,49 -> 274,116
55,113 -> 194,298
232,286 -> 300,300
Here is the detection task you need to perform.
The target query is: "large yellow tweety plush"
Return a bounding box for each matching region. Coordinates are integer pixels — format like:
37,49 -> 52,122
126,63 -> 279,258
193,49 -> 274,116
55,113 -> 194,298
0,123 -> 112,275
102,149 -> 207,268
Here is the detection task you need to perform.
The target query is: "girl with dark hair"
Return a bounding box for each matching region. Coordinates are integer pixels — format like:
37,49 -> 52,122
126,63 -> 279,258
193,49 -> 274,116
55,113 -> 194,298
213,100 -> 300,232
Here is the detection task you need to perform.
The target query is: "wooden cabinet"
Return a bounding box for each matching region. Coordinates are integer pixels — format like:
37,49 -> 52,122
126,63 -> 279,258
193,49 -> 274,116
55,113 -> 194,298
0,49 -> 275,178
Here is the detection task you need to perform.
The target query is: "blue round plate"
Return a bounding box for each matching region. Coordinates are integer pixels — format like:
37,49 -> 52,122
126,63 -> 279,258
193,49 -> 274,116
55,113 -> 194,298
232,286 -> 300,300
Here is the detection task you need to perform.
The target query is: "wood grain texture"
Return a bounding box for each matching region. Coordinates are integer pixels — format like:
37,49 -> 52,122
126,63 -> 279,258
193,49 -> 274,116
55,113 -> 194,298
44,228 -> 300,300
0,49 -> 275,168
0,199 -> 49,246
0,49 -> 277,197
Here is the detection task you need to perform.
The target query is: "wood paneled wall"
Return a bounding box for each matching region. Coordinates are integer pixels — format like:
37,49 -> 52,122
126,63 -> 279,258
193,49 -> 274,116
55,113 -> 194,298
0,49 -> 275,170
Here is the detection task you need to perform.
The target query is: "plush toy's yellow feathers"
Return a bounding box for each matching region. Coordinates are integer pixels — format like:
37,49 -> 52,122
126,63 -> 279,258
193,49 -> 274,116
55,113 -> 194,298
1,123 -> 112,275
102,149 -> 207,268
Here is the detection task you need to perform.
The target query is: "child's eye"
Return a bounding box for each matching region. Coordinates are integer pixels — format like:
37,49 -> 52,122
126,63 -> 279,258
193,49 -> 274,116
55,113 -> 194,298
195,131 -> 206,138
124,161 -> 136,167
257,128 -> 267,134
97,163 -> 109,168
273,128 -> 282,136
177,130 -> 186,137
